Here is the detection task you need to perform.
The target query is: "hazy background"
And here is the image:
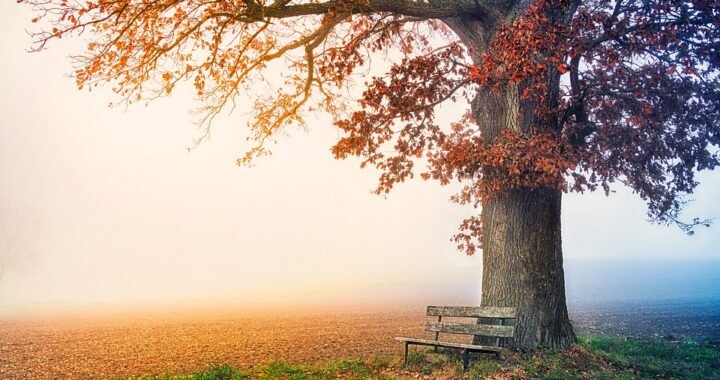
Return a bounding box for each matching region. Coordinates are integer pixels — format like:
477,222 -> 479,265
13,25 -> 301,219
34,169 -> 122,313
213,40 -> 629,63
1,4 -> 719,313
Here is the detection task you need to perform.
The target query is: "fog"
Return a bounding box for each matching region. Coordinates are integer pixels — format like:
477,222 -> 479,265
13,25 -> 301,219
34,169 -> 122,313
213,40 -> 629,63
1,4 -> 719,314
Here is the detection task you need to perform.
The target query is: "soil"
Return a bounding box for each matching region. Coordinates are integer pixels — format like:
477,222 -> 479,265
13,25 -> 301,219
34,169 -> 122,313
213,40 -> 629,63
569,297 -> 720,342
1,299 -> 718,379
0,306 -> 427,379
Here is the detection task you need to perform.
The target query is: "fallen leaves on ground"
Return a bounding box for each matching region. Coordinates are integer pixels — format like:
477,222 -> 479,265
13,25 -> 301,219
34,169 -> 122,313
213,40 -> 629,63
0,307 -> 428,379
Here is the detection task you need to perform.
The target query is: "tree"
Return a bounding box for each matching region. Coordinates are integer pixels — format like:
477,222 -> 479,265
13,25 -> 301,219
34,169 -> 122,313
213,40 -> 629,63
22,0 -> 720,349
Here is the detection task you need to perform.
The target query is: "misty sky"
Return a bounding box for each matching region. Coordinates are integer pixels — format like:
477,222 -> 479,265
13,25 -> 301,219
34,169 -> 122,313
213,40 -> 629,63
1,5 -> 719,310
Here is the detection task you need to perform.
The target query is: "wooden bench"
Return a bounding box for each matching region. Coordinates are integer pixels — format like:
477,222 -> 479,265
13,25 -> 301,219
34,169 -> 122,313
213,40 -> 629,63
395,306 -> 517,371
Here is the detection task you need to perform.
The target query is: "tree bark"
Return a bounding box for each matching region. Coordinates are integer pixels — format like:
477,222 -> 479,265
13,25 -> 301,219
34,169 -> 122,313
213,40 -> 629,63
479,188 -> 576,349
445,10 -> 576,350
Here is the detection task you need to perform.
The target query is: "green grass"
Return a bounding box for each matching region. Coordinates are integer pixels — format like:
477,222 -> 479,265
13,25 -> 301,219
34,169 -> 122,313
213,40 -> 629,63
576,336 -> 720,380
118,336 -> 720,379
122,363 -> 250,380
466,359 -> 501,379
404,349 -> 462,376
123,359 -> 390,380
518,336 -> 720,379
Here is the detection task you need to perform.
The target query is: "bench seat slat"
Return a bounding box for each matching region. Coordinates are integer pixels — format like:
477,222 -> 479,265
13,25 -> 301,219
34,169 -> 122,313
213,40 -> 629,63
426,306 -> 516,318
394,337 -> 501,352
424,321 -> 515,338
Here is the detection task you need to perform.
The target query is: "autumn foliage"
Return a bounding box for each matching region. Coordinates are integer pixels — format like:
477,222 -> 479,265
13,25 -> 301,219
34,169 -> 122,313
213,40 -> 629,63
23,0 -> 720,254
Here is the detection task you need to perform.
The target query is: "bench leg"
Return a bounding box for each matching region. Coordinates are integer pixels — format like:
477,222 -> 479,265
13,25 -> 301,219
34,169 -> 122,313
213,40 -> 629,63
403,342 -> 409,366
462,349 -> 469,371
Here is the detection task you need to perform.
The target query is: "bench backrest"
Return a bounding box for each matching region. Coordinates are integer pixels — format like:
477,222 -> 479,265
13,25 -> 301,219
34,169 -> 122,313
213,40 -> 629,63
425,306 -> 517,344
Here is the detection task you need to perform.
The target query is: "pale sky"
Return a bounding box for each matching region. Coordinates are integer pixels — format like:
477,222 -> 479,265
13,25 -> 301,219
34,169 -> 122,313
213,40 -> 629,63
0,4 -> 718,310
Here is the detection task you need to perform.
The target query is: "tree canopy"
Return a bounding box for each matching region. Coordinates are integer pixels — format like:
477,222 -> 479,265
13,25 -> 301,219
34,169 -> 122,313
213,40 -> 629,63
24,0 -> 720,254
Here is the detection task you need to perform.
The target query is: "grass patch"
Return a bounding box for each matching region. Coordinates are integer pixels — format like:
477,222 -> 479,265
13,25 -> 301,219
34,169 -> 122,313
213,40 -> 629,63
467,359 -> 501,379
118,336 -> 720,379
260,361 -> 315,379
322,359 -> 373,379
578,336 -> 720,380
125,359 -> 389,380
403,347 -> 465,376
517,336 -> 720,379
123,363 -> 251,380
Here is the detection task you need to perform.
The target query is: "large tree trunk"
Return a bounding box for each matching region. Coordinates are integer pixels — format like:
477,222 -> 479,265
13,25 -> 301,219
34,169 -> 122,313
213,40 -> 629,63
480,188 -> 576,349
469,85 -> 578,351
445,9 -> 577,350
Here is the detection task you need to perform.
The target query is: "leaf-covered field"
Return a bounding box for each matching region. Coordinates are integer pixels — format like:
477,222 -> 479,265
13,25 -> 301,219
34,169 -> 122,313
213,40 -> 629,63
0,307 -> 427,379
123,337 -> 720,379
2,305 -> 719,379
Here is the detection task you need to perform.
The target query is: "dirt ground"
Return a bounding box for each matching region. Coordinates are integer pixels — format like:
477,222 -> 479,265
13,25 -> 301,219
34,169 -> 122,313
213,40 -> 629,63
0,306 -> 430,379
2,299 -> 719,379
569,297 -> 720,341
